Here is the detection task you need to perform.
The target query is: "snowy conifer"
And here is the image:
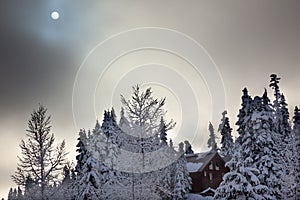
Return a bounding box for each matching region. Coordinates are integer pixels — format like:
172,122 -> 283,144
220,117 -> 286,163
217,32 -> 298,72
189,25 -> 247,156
207,122 -> 217,150
215,90 -> 282,199
119,107 -> 131,133
235,88 -> 253,145
75,129 -> 88,175
184,140 -> 194,154
76,128 -> 107,200
292,106 -> 300,198
172,154 -> 191,200
218,110 -> 234,158
159,117 -> 168,146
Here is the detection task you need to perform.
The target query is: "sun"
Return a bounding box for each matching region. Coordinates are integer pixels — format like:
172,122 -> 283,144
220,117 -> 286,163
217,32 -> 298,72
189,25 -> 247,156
50,11 -> 60,20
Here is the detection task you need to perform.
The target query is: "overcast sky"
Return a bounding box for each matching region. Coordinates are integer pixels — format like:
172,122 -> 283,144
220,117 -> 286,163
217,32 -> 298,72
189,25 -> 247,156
0,0 -> 299,198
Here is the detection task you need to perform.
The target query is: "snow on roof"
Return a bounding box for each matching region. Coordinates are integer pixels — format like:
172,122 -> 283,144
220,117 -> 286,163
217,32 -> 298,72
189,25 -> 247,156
201,187 -> 216,193
187,162 -> 203,172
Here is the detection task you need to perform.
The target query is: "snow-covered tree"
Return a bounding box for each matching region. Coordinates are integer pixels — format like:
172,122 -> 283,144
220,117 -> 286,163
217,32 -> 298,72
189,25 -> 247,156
172,154 -> 191,200
215,90 -> 282,199
235,87 -> 253,145
11,105 -> 67,200
8,188 -> 14,200
255,90 -> 283,198
120,85 -> 175,137
207,122 -> 217,150
75,126 -> 107,200
184,140 -> 194,154
119,107 -> 131,133
159,117 -> 168,146
75,129 -> 88,175
292,106 -> 300,198
218,110 -> 234,158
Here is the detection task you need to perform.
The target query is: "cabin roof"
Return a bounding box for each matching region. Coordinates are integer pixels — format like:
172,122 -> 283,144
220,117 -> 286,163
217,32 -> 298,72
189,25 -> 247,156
186,150 -> 222,172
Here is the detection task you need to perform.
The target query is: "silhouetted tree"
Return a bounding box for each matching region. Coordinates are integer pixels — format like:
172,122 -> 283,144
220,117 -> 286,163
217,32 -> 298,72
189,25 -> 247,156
11,105 -> 67,200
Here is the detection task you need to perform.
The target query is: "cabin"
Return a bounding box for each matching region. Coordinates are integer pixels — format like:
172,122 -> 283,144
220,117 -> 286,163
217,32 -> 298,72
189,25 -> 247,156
186,150 -> 229,195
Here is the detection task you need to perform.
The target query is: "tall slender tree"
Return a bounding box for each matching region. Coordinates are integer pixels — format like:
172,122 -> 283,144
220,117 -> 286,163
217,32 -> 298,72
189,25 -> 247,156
159,117 -> 168,146
292,106 -> 300,198
12,105 -> 67,200
207,122 -> 217,150
218,110 -> 234,158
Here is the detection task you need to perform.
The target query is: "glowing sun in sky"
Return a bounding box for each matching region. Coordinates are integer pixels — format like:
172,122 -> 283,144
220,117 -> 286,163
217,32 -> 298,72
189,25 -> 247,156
50,11 -> 60,20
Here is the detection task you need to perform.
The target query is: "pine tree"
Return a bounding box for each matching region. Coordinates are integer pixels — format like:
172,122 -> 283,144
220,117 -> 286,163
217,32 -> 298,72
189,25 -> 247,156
172,154 -> 191,200
292,106 -> 300,198
75,129 -> 88,175
235,88 -> 253,145
11,105 -> 67,200
159,117 -> 168,146
218,110 -> 234,158
17,186 -> 22,200
8,188 -> 13,200
215,90 -> 282,199
59,164 -> 74,199
207,122 -> 217,150
119,107 -> 131,133
255,91 -> 283,198
76,128 -> 107,200
184,141 -> 194,154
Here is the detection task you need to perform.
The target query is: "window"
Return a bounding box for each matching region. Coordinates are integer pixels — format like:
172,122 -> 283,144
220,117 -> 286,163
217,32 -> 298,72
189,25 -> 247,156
209,161 -> 213,170
216,163 -> 220,170
209,173 -> 213,181
204,171 -> 207,176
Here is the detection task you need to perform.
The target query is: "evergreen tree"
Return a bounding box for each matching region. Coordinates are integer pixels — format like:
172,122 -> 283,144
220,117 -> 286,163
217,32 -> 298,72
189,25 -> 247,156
235,88 -> 253,145
172,154 -> 191,200
11,105 -> 67,200
207,122 -> 217,150
255,91 -> 283,198
292,106 -> 300,198
59,164 -> 74,199
184,141 -> 194,154
17,186 -> 22,200
218,110 -> 234,158
8,188 -> 13,200
215,90 -> 282,199
159,117 -> 168,146
76,128 -> 107,200
119,107 -> 131,133
75,129 -> 88,175
269,74 -> 281,131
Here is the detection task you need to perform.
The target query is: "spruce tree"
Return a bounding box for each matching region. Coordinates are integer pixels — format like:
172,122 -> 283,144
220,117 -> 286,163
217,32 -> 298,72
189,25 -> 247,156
218,110 -> 234,158
207,122 -> 217,150
76,127 -> 107,200
159,117 -> 168,146
75,129 -> 88,175
292,106 -> 300,198
172,154 -> 191,200
184,140 -> 194,154
119,107 -> 131,133
215,90 -> 282,199
235,88 -> 252,145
